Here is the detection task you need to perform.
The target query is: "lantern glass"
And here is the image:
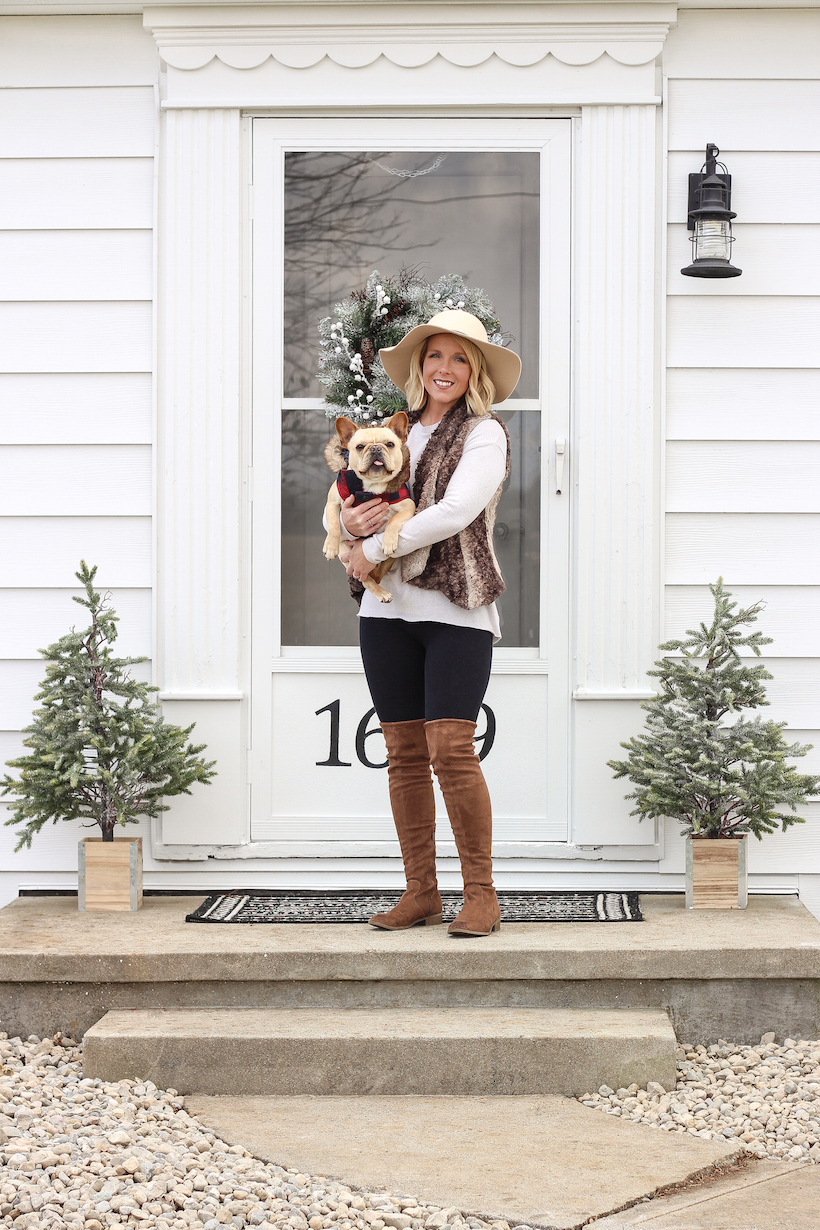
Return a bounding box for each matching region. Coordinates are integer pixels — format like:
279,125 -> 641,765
692,218 -> 733,262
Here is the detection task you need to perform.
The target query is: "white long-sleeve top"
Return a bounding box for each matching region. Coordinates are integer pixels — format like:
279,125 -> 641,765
342,417 -> 508,640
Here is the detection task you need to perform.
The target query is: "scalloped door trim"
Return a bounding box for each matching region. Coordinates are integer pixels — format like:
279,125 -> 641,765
158,42 -> 665,72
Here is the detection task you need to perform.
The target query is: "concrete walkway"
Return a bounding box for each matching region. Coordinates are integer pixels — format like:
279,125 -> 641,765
592,1160 -> 819,1228
184,1094 -> 745,1230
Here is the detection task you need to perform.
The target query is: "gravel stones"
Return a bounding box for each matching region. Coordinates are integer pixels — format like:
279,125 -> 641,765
579,1034 -> 820,1164
0,1032 -> 501,1230
3,1025 -> 819,1230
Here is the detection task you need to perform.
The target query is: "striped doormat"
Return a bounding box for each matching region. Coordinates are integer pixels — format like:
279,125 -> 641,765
185,890 -> 642,924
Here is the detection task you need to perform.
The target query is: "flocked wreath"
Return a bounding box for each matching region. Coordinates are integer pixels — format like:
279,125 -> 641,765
317,268 -> 508,426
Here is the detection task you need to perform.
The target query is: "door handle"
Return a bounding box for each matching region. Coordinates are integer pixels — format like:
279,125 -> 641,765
555,438 -> 566,494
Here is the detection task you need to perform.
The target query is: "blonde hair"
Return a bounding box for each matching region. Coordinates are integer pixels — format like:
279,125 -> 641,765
405,335 -> 496,417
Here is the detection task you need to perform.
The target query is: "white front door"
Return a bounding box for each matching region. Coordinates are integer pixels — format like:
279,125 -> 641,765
250,117 -> 571,856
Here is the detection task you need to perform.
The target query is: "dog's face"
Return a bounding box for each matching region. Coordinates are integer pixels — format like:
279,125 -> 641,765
335,413 -> 409,487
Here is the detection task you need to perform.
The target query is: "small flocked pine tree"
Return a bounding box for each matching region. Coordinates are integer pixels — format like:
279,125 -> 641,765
609,578 -> 819,839
2,562 -> 216,849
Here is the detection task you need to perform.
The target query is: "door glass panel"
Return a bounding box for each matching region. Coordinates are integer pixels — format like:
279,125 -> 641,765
281,149 -> 541,649
281,406 -> 540,648
281,407 -> 360,647
284,151 -> 539,398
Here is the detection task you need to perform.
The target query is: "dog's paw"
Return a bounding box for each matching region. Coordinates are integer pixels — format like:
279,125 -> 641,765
323,537 -> 339,560
378,592 -> 393,603
382,533 -> 399,556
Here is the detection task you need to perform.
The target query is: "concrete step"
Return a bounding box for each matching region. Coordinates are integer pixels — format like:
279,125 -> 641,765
6,895 -> 820,1044
83,1005 -> 677,1096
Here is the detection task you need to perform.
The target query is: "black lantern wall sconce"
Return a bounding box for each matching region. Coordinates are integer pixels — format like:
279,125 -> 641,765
681,143 -> 742,279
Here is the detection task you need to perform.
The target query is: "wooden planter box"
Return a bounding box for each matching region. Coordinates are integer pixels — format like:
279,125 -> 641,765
685,835 -> 748,910
78,836 -> 143,912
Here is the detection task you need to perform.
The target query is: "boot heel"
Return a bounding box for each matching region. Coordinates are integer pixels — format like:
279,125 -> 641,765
491,919 -> 501,932
422,912 -> 444,926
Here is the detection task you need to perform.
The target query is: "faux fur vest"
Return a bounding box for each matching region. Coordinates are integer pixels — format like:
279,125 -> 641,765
401,400 -> 510,610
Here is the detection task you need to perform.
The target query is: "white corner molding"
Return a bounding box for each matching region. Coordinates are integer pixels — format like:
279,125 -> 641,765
573,103 -> 660,698
156,106 -> 243,697
144,3 -> 677,108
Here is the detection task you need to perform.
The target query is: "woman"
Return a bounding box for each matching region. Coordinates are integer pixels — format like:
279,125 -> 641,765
340,309 -> 521,937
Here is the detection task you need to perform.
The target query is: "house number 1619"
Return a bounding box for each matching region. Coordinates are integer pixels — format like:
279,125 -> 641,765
315,700 -> 496,769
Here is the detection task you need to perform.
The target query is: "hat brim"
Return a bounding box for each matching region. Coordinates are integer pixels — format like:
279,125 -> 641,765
379,323 -> 522,404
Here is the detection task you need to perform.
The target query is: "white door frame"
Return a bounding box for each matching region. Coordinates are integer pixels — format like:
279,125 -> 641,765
249,116 -> 572,857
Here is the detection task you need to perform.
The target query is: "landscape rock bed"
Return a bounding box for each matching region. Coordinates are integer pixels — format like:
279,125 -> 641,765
2,1031 -> 819,1230
580,1035 -> 820,1163
0,1034 -> 512,1230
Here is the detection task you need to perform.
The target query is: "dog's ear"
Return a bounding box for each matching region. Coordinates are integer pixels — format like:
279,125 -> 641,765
335,417 -> 359,448
386,411 -> 409,442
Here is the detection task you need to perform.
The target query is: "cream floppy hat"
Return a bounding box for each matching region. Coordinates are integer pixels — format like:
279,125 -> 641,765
379,308 -> 522,404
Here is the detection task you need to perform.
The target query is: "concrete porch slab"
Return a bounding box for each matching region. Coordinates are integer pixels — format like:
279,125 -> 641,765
183,1093 -> 744,1230
1,894 -> 819,1041
2,894 -> 819,983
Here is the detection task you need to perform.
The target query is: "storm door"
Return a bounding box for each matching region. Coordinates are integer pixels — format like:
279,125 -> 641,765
250,118 -> 570,852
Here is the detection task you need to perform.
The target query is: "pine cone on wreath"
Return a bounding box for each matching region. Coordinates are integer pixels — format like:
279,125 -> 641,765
359,337 -> 374,375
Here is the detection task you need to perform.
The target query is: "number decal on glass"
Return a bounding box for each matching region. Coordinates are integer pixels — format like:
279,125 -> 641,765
316,701 -> 495,767
314,699 -> 352,767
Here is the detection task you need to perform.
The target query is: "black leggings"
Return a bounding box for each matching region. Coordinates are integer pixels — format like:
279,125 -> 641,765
359,618 -> 493,723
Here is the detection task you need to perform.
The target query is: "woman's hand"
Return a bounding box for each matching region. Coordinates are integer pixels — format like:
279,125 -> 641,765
345,540 -> 374,582
340,494 -> 391,539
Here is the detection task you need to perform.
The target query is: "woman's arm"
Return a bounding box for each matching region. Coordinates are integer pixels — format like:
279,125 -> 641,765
361,421 -> 507,565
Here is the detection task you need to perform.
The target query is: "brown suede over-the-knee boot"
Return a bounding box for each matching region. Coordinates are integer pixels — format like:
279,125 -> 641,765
424,718 -> 501,937
369,719 -> 443,930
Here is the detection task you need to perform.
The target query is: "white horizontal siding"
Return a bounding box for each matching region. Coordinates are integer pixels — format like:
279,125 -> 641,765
0,732 -> 23,766
0,16 -> 158,88
788,735 -> 820,779
668,81 -> 820,152
0,87 -> 155,158
0,302 -> 152,373
668,224 -> 820,296
0,445 -> 151,516
0,809 -> 107,873
666,298 -> 820,369
0,19 -> 157,812
663,10 -> 820,81
647,659 -> 819,741
0,589 -> 151,660
757,659 -> 820,729
746,807 -> 820,876
0,657 -> 152,732
666,441 -> 820,513
667,153 -> 820,226
665,22 -> 820,877
667,370 -> 820,441
0,159 -> 154,231
0,374 -> 151,443
0,231 -> 152,301
666,514 -> 820,585
2,518 -> 152,587
665,587 -> 820,658
0,659 -> 56,731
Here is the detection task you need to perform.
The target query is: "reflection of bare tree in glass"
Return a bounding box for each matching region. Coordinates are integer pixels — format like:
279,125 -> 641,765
284,150 -> 539,395
285,152 -> 433,395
